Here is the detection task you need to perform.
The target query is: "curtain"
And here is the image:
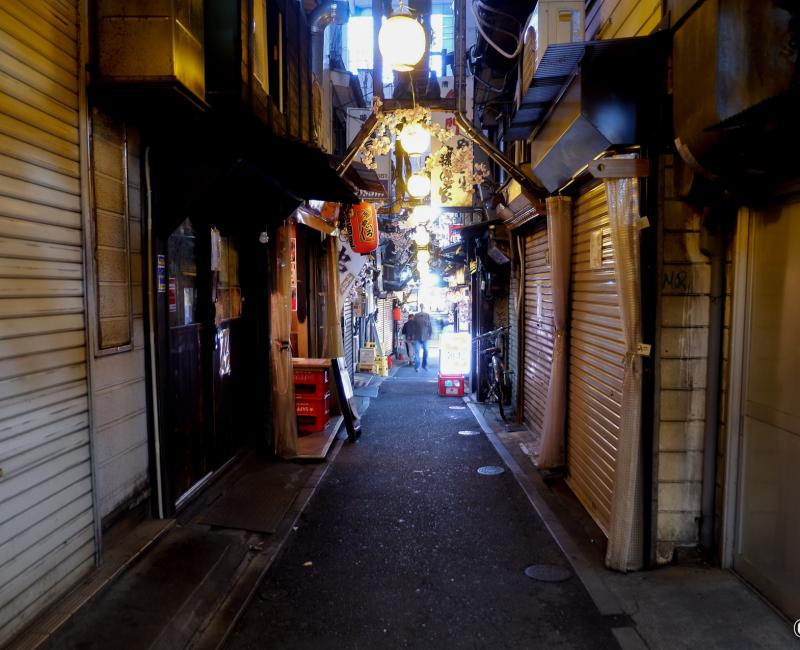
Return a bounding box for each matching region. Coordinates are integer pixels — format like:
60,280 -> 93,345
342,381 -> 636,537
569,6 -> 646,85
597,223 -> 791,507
538,196 -> 573,469
323,234 -> 344,358
272,223 -> 298,458
604,168 -> 644,572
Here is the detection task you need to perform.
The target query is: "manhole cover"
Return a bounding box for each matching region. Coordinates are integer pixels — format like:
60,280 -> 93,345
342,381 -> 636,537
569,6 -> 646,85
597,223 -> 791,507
449,405 -> 466,410
458,430 -> 480,436
524,564 -> 572,582
477,466 -> 505,476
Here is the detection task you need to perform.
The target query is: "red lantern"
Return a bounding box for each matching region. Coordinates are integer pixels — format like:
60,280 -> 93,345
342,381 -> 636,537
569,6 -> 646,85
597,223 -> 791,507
349,201 -> 378,254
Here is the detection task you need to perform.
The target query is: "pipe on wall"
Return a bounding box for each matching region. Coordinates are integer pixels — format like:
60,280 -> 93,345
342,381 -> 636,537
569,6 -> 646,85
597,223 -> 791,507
310,1 -> 349,85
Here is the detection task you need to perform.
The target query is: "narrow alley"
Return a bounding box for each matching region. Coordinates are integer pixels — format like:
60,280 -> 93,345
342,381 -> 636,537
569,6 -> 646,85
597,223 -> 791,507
226,362 -> 620,649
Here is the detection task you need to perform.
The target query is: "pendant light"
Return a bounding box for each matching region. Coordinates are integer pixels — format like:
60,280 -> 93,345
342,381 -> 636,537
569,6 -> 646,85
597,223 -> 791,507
407,172 -> 431,198
378,1 -> 426,72
412,227 -> 431,246
399,122 -> 431,155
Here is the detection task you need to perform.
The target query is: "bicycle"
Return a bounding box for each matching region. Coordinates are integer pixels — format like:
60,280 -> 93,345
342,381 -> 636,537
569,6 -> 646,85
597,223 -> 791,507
473,326 -> 512,422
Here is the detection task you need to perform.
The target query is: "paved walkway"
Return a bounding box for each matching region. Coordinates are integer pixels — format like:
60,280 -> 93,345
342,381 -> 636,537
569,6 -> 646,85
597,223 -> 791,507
226,365 -> 622,649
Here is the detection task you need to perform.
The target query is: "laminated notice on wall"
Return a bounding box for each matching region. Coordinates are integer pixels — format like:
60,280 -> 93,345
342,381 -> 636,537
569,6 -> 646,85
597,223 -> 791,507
590,230 -> 603,270
157,255 -> 166,293
218,328 -> 231,376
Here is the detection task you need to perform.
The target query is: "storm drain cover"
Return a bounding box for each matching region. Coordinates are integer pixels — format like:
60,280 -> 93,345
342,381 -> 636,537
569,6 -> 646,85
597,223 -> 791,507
458,430 -> 480,436
477,465 -> 504,476
524,564 -> 572,582
449,405 -> 466,410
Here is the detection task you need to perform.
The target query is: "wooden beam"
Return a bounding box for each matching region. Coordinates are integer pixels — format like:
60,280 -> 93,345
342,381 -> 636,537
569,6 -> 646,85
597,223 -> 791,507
588,158 -> 651,178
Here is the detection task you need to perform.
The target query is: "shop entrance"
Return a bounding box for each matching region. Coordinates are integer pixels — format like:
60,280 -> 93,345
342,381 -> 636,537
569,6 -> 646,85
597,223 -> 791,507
155,218 -> 248,510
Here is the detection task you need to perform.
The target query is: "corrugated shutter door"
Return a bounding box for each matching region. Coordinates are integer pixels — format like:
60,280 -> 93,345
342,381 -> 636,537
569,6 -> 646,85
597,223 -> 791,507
522,221 -> 553,435
342,296 -> 354,379
0,2 -> 96,644
377,298 -> 392,356
566,184 -> 625,535
508,271 -> 518,406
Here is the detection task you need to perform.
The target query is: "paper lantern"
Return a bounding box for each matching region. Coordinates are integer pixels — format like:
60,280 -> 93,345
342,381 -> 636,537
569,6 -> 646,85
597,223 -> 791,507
349,202 -> 379,253
411,205 -> 435,225
407,172 -> 431,198
399,123 -> 431,154
412,228 -> 431,246
378,9 -> 426,72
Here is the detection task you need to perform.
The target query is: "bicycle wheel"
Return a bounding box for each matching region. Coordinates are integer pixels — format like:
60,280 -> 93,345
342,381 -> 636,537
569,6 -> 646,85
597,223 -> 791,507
496,376 -> 507,422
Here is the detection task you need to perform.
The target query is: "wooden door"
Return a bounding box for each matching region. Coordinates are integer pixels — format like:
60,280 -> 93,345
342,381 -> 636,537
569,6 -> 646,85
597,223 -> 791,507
161,218 -> 211,505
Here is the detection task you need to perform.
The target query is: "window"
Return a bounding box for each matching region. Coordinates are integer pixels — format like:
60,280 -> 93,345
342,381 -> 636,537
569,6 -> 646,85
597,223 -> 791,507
253,0 -> 269,94
91,108 -> 134,353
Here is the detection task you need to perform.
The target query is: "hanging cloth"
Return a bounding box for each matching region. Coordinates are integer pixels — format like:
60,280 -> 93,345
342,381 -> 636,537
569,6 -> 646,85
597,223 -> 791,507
604,158 -> 644,572
538,196 -> 573,469
272,223 -> 298,458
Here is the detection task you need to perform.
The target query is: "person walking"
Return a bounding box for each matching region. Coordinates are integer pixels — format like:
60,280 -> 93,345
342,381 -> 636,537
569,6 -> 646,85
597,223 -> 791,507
414,304 -> 432,371
401,313 -> 417,367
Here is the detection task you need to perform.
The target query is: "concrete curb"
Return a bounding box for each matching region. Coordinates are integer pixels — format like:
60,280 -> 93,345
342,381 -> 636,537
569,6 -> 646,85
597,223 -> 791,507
463,398 -> 649,650
191,434 -> 348,650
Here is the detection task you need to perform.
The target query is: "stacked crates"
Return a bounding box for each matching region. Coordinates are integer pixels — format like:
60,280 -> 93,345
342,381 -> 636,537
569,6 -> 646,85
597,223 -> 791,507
294,367 -> 330,433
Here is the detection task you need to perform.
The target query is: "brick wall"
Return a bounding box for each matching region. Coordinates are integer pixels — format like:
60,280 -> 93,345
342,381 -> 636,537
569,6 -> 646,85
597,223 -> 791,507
654,155 -> 711,563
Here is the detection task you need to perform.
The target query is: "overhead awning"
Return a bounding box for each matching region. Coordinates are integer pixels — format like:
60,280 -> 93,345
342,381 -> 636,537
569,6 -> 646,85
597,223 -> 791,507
331,155 -> 387,200
292,204 -> 338,236
508,34 -> 666,192
236,132 -> 359,204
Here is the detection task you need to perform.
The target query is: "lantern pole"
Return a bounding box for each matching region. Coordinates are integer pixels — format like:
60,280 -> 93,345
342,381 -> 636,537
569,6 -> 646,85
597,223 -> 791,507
372,0 -> 383,102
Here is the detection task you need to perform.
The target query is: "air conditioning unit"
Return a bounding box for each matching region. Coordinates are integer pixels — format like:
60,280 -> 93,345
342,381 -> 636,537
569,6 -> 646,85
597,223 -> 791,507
516,0 -> 584,110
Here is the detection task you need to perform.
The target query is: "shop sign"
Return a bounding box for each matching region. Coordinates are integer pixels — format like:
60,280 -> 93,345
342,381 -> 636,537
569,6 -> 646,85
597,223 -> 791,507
290,237 -> 298,312
157,254 -> 166,293
440,332 -> 471,376
338,236 -> 368,297
430,113 -> 473,208
168,277 -> 177,312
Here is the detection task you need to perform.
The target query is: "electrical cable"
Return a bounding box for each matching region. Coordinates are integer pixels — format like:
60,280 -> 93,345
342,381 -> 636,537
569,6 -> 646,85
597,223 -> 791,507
470,0 -> 523,60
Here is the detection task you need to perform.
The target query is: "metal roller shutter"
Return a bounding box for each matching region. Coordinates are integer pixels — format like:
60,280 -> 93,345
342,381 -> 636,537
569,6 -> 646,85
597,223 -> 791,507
508,270 -> 518,407
566,184 -> 625,535
522,220 -> 553,435
342,295 -> 354,379
0,1 -> 96,644
376,297 -> 392,356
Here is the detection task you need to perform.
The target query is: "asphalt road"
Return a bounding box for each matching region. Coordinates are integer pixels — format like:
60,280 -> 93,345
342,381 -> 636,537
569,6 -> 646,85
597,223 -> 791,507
226,365 -> 620,649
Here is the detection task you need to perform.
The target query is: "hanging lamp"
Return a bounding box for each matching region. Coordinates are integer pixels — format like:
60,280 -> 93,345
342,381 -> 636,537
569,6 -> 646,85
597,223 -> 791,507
378,1 -> 426,72
399,122 -> 431,155
407,172 -> 431,198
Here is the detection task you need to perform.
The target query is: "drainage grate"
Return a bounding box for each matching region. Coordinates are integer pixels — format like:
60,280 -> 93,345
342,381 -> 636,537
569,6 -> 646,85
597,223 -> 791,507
458,430 -> 480,436
524,564 -> 572,582
477,466 -> 504,476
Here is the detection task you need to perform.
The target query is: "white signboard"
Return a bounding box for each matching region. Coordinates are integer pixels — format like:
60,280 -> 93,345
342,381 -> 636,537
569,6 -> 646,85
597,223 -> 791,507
440,332 -> 472,376
430,112 -> 473,208
338,235 -> 368,297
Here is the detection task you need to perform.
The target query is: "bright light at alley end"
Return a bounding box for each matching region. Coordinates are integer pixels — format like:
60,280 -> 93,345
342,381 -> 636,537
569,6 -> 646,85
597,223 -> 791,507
407,172 -> 431,198
378,11 -> 426,72
399,123 -> 431,155
412,227 -> 431,246
440,332 -> 471,376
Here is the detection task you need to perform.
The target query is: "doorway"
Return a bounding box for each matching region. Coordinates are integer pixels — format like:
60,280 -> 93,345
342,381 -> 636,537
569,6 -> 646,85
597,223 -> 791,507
732,201 -> 800,619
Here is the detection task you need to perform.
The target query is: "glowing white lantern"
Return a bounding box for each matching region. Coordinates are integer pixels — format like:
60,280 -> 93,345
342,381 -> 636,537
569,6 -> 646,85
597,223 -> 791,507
378,8 -> 426,72
412,228 -> 431,246
407,172 -> 431,198
411,205 -> 435,225
399,123 -> 431,155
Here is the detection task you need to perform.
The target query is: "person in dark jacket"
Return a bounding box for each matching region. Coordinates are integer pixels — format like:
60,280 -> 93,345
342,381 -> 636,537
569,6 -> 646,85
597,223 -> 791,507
414,305 -> 433,371
401,313 -> 417,366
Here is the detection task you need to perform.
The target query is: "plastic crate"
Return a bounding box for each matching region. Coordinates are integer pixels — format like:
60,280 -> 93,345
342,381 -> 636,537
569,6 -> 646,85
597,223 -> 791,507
296,392 -> 331,433
293,368 -> 329,396
438,374 -> 465,397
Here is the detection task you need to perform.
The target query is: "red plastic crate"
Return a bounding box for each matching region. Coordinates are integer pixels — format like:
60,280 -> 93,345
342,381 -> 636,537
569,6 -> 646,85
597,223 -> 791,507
438,374 -> 465,397
296,392 -> 331,432
294,368 -> 329,397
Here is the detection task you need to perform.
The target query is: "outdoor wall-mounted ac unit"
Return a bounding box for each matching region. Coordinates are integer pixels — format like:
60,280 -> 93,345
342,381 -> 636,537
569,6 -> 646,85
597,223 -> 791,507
95,0 -> 205,103
516,0 -> 584,110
